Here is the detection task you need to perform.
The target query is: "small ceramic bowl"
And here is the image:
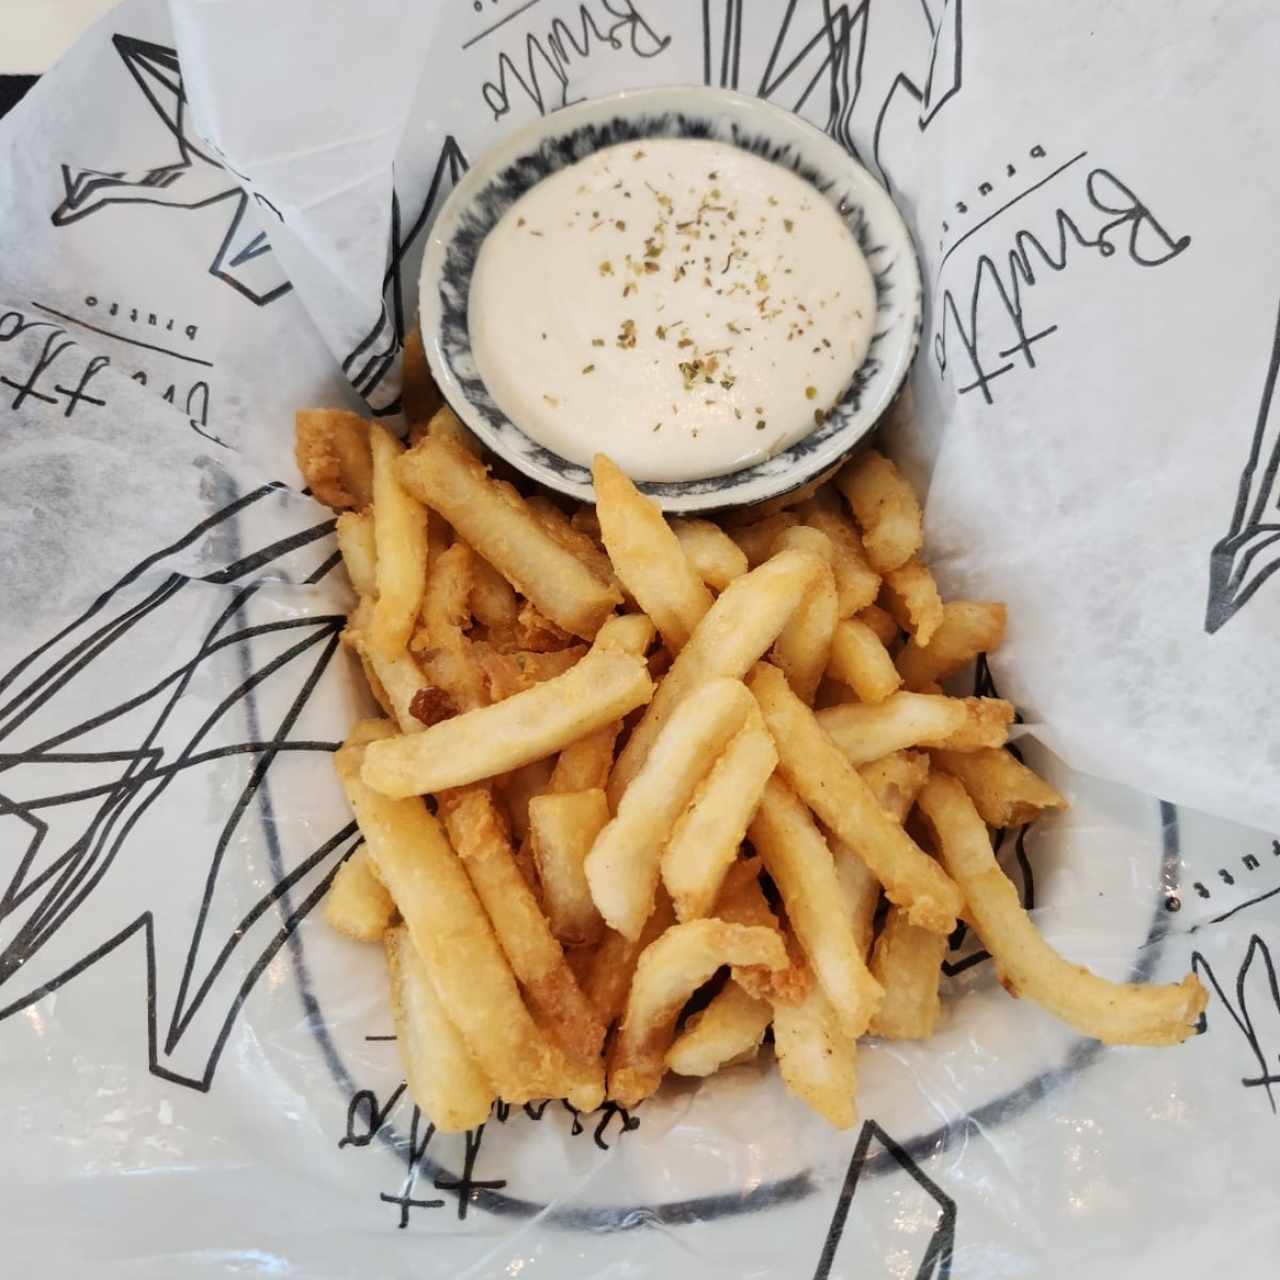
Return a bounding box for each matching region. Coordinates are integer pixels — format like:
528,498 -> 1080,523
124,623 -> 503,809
419,85 -> 921,514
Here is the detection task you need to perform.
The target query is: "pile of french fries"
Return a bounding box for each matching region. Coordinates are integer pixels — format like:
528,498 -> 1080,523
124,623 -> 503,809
296,386 -> 1208,1134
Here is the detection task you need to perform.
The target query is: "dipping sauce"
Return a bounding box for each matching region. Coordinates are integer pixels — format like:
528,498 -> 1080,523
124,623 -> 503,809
468,139 -> 876,483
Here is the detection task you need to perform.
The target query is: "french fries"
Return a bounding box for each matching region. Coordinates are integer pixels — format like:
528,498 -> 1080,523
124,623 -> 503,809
860,750 -> 931,822
772,972 -> 857,1129
526,493 -> 621,593
564,942 -> 597,990
474,643 -> 586,701
424,403 -> 483,457
608,548 -> 825,806
529,788 -> 610,944
669,518 -> 749,591
918,774 -> 1208,1044
770,527 -> 839,704
796,489 -> 881,616
834,750 -> 931,958
867,908 -> 948,1040
294,408 -> 373,511
666,979 -> 772,1076
608,919 -> 787,1107
722,474 -> 829,526
415,541 -> 489,711
499,757 -> 555,844
586,678 -> 754,940
593,454 -> 713,651
591,610 -> 658,657
308,412 -> 1203,1132
727,511 -> 799,566
511,599 -> 575,653
880,558 -> 944,646
345,598 -> 429,733
661,711 -> 778,922
816,691 -> 1014,764
545,614 -> 655,793
748,776 -> 883,1038
932,747 -> 1067,828
844,751 -> 942,1038
750,663 -> 962,934
363,427 -> 427,660
896,601 -> 1008,690
836,447 -> 923,573
385,925 -> 494,1132
419,540 -> 473,647
827,617 -> 901,704
437,786 -> 603,1056
324,845 -> 395,941
335,510 -> 377,598
470,553 -> 520,637
398,432 -> 621,638
712,858 -> 807,1005
369,423 -> 430,661
833,842 -> 881,958
570,505 -> 602,541
857,602 -> 900,646
336,727 -> 560,1102
361,649 -> 653,798
437,785 -> 605,1109
813,675 -> 856,710
584,892 -> 675,1027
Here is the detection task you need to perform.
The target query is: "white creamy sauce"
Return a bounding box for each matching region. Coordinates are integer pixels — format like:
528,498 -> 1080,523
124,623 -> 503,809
468,139 -> 876,483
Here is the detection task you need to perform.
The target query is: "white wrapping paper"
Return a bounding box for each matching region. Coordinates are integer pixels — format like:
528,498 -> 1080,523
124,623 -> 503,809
2,2 -> 1278,1276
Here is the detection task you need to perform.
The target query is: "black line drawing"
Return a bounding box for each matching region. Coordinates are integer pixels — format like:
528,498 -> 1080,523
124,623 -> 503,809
339,136 -> 469,409
1182,838 -> 1280,912
932,164 -> 1190,403
934,150 -> 1087,280
1,302 -> 221,447
342,1077 -> 642,1224
29,300 -> 214,368
1207,883 -> 1280,925
49,35 -> 291,307
462,0 -> 545,51
813,1119 -> 956,1280
2,304 -> 112,422
703,0 -> 962,186
871,0 -> 962,188
0,483 -> 1186,1237
477,2 -> 673,125
1191,935 -> 1280,1114
1206,294 -> 1280,632
0,482 -> 354,1089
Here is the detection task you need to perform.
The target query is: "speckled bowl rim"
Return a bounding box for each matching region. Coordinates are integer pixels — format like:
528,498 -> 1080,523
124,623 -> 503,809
419,85 -> 922,514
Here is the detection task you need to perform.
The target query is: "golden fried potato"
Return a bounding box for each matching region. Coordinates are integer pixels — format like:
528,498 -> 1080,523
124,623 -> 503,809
294,408 -> 373,511
919,774 -> 1207,1045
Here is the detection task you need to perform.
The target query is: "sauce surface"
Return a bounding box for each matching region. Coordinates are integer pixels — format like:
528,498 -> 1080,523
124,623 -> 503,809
468,139 -> 876,483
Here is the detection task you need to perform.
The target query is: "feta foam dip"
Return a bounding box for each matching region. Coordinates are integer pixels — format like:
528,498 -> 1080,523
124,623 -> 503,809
467,138 -> 876,483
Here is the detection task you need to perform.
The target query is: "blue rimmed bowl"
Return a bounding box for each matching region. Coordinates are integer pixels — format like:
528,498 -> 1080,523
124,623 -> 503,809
418,85 -> 921,514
